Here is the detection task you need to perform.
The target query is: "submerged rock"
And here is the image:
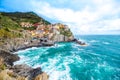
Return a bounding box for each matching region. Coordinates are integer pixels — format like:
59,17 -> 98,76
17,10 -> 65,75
73,39 -> 87,46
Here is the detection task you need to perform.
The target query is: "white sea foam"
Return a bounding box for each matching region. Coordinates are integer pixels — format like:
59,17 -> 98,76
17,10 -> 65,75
78,38 -> 86,42
14,47 -> 38,54
102,41 -> 110,44
14,50 -> 29,54
33,63 -> 41,68
46,62 -> 72,80
57,44 -> 66,48
90,52 -> 101,57
97,61 -> 114,71
91,76 -> 95,80
14,55 -> 30,65
37,53 -> 80,80
89,40 -> 99,43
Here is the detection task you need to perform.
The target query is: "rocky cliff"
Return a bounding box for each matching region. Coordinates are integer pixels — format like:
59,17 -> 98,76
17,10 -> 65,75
52,23 -> 74,42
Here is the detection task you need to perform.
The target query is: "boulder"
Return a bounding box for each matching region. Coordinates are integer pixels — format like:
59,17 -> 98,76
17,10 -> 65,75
13,64 -> 44,80
13,64 -> 32,77
28,67 -> 42,80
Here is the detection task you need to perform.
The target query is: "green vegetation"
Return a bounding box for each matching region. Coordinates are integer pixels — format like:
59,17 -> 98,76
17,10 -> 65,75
60,27 -> 72,37
0,28 -> 22,39
0,64 -> 6,70
0,57 -> 6,70
0,13 -> 21,30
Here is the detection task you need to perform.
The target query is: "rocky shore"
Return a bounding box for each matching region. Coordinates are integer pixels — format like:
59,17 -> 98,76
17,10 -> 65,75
0,38 -> 78,80
0,38 -> 87,80
0,49 -> 49,80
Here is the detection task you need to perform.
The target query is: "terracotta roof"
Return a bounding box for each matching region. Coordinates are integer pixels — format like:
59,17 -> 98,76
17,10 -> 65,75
33,23 -> 41,27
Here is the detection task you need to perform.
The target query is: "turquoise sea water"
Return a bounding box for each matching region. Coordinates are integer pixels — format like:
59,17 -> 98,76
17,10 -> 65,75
15,35 -> 120,80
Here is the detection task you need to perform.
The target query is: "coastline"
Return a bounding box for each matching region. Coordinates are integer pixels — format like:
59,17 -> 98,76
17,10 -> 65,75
0,48 -> 49,80
11,35 -> 120,80
0,39 -> 76,80
11,38 -> 87,53
0,37 -> 87,80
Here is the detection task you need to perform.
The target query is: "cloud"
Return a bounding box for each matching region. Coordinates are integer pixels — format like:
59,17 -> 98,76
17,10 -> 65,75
30,0 -> 120,34
0,0 -> 120,34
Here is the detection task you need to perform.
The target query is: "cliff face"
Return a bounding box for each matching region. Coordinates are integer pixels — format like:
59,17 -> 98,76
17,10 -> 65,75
52,23 -> 74,42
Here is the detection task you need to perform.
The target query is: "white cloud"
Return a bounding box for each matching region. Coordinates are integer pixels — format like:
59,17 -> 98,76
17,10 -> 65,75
29,0 -> 120,34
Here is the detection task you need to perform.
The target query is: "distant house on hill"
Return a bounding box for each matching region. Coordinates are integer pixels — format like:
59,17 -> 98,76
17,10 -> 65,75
36,24 -> 44,30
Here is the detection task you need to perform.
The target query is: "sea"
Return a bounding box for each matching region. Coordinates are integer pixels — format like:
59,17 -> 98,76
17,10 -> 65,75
15,35 -> 120,80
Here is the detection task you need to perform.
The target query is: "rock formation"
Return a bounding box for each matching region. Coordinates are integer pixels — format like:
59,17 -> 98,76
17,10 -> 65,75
0,49 -> 49,80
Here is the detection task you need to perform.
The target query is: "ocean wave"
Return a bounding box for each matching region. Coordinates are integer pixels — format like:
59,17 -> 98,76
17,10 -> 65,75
14,57 -> 29,65
37,52 -> 84,80
102,41 -> 110,44
14,47 -> 38,54
78,38 -> 86,42
89,40 -> 99,43
56,44 -> 66,48
39,57 -> 72,80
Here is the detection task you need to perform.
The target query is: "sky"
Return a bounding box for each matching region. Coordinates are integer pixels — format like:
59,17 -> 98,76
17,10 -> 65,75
0,0 -> 120,35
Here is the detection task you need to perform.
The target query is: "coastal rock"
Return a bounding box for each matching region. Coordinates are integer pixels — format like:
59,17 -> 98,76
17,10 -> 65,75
53,34 -> 74,42
13,64 -> 45,80
0,49 -> 20,66
40,38 -> 54,46
0,57 -> 4,66
74,39 -> 86,45
0,70 -> 16,80
52,23 -> 74,42
34,72 -> 49,80
28,67 -> 42,80
0,69 -> 28,80
0,49 -> 49,80
13,64 -> 33,77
